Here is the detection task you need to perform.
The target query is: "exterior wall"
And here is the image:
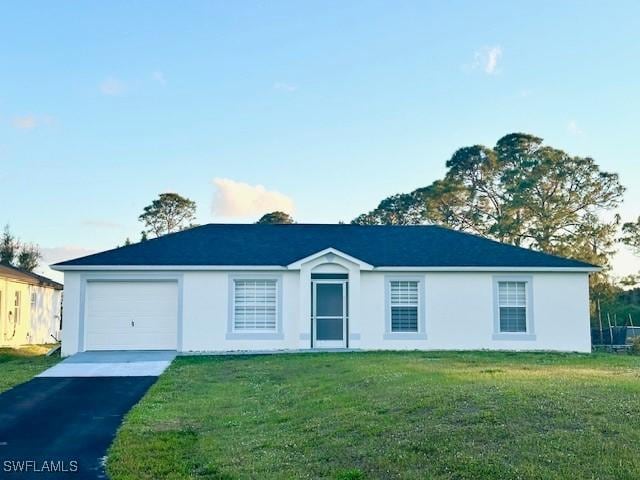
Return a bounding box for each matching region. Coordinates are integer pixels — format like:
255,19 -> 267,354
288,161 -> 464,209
60,268 -> 591,356
359,271 -> 590,352
27,285 -> 62,344
61,272 -> 82,356
0,277 -> 62,347
181,271 -> 300,352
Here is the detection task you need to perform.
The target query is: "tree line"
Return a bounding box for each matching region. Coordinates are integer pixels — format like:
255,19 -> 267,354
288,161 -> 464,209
7,131 -> 640,313
350,132 -> 640,322
0,225 -> 42,272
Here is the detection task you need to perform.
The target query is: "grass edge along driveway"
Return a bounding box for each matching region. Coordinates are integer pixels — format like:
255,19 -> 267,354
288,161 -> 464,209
108,351 -> 640,480
0,345 -> 60,393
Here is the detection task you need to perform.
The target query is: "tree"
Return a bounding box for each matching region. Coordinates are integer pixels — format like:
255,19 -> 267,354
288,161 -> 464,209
17,243 -> 42,272
621,217 -> 640,255
0,225 -> 19,265
353,133 -> 625,270
139,193 -> 197,238
256,211 -> 294,224
0,225 -> 42,272
352,193 -> 422,225
619,217 -> 640,286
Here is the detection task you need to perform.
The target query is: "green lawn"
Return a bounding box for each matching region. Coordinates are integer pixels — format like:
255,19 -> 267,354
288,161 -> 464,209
0,344 -> 60,393
108,351 -> 640,480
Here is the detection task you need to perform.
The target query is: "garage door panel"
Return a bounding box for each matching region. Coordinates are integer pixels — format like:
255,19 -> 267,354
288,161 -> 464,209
86,332 -> 178,351
85,281 -> 178,351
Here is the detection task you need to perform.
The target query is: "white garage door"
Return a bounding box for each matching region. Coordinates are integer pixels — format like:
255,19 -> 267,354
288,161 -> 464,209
85,281 -> 178,351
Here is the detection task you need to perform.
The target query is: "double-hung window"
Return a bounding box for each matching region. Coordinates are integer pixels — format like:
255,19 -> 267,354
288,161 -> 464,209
233,279 -> 277,332
14,291 -> 21,325
497,281 -> 527,333
390,280 -> 419,333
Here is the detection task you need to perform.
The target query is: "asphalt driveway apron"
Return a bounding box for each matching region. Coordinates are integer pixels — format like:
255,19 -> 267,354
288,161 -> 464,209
0,351 -> 175,479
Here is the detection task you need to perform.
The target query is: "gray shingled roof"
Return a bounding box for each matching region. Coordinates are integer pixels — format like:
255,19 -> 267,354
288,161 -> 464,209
53,224 -> 597,270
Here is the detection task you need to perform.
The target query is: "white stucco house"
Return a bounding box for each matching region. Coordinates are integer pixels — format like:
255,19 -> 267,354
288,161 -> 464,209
1,264 -> 63,347
52,224 -> 597,357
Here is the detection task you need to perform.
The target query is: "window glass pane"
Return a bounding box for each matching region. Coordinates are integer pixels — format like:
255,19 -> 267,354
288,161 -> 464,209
317,318 -> 343,340
391,306 -> 418,332
499,307 -> 526,332
390,281 -> 418,306
498,281 -> 527,332
390,281 -> 419,332
234,280 -> 277,331
498,282 -> 526,306
316,283 -> 343,317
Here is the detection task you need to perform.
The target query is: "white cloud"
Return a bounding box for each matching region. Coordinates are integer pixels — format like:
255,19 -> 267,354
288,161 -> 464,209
152,71 -> 166,85
37,246 -> 97,284
211,178 -> 295,218
11,115 -> 54,130
40,245 -> 98,265
12,115 -> 38,129
472,46 -> 503,74
81,219 -> 124,229
273,82 -> 298,92
99,76 -> 126,95
567,120 -> 584,136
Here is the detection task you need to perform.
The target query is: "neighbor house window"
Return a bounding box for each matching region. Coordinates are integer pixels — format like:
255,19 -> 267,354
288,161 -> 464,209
390,280 -> 419,332
14,291 -> 21,324
31,292 -> 37,308
497,281 -> 527,332
233,279 -> 277,331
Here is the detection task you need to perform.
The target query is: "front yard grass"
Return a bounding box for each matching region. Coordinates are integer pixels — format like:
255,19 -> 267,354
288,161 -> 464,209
0,344 -> 60,393
108,351 -> 640,479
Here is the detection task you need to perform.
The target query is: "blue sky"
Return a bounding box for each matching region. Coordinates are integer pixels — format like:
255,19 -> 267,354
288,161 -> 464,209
1,1 -> 639,279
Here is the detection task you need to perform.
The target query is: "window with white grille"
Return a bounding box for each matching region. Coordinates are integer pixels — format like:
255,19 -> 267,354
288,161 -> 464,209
497,281 -> 527,332
390,280 -> 419,332
233,279 -> 277,331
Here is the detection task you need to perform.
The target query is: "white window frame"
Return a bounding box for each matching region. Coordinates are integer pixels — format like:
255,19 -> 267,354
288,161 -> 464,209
31,291 -> 38,308
384,275 -> 427,340
492,275 -> 536,341
226,274 -> 283,340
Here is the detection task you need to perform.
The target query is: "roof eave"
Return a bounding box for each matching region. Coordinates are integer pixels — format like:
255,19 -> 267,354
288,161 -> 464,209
51,264 -> 600,273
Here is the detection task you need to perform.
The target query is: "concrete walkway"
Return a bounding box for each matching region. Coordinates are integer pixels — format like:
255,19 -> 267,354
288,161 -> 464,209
38,350 -> 176,377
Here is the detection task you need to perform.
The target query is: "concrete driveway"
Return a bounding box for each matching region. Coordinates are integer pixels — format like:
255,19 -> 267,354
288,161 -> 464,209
38,350 -> 176,377
0,351 -> 175,479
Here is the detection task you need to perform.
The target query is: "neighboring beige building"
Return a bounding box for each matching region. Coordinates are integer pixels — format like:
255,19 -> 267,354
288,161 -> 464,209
0,264 -> 63,347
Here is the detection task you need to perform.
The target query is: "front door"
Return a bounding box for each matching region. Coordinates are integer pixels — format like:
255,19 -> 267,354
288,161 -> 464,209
313,280 -> 347,348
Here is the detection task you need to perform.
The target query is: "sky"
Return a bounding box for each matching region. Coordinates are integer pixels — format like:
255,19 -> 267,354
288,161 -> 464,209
1,1 -> 639,282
